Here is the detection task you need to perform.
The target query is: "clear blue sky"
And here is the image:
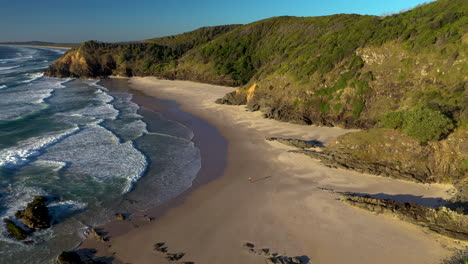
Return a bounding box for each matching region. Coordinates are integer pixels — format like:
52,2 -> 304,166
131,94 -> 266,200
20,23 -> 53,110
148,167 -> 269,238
1,0 -> 433,43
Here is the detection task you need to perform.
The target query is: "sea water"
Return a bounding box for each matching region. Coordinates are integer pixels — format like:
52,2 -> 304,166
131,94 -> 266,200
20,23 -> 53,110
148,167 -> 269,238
0,46 -> 201,263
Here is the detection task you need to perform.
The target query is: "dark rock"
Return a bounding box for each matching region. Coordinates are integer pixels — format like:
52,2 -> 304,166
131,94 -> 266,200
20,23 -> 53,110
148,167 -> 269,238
56,251 -> 82,264
267,137 -> 323,149
243,242 -> 255,249
166,253 -> 185,261
215,91 -> 247,105
342,194 -> 468,241
15,196 -> 51,230
153,242 -> 168,253
114,213 -> 126,221
291,257 -> 302,263
3,219 -> 29,240
90,228 -> 108,242
247,103 -> 261,112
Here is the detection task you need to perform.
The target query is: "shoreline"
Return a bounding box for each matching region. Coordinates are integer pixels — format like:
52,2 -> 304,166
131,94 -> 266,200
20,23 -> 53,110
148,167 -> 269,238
75,78 -> 229,261
79,77 -> 463,264
0,44 -> 73,50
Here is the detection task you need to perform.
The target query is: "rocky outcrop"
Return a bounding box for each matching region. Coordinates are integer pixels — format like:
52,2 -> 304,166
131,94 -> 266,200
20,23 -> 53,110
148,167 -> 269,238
215,90 -> 247,105
341,194 -> 468,241
114,213 -> 126,221
275,128 -> 467,185
3,219 -> 29,240
266,137 -> 323,149
15,196 -> 51,230
242,242 -> 307,264
44,46 -> 117,79
56,251 -> 106,264
153,242 -> 188,262
56,251 -> 82,264
3,196 -> 52,241
270,130 -> 467,216
90,228 -> 108,242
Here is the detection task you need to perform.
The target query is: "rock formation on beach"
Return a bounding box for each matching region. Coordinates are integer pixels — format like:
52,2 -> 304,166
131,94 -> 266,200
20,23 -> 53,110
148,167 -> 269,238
15,195 -> 51,230
341,194 -> 468,241
3,219 -> 29,241
3,195 -> 51,241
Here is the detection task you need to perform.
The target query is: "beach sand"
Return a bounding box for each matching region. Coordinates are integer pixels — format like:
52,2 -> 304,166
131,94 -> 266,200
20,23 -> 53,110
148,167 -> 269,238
81,77 -> 464,264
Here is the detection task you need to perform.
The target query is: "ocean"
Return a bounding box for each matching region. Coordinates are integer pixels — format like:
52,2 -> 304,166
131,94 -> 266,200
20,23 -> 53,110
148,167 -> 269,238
0,46 -> 201,263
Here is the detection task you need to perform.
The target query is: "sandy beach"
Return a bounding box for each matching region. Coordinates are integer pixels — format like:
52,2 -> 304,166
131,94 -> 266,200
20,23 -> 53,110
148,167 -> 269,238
81,77 -> 464,264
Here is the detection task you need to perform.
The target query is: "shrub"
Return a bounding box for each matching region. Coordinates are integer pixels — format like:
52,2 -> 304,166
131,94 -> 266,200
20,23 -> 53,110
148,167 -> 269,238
380,104 -> 454,142
402,105 -> 454,141
380,111 -> 405,129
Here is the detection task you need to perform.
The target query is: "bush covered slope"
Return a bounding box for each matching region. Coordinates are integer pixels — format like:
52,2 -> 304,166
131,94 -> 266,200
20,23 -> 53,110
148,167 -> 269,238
44,25 -> 241,84
211,0 -> 467,129
46,0 -> 467,130
45,0 -> 467,199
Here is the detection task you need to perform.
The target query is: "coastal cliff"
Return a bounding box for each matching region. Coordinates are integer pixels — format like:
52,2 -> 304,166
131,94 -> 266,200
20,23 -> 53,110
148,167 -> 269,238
45,25 -> 241,85
45,0 -> 467,201
46,0 -> 466,128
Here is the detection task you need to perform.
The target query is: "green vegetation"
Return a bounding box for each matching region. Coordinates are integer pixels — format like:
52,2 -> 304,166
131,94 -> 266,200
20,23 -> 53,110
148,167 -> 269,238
45,0 -> 467,216
145,25 -> 241,52
380,104 -> 454,142
4,219 -> 28,240
46,0 -> 467,130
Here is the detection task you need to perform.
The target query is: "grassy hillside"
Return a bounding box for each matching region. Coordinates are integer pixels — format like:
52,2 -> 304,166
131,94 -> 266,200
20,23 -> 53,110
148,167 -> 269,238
206,0 -> 467,129
46,0 -> 467,129
45,25 -> 241,83
145,25 -> 241,52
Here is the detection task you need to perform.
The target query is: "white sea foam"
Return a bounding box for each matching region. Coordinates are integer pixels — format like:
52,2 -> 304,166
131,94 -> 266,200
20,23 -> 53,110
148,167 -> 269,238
94,88 -> 114,104
0,55 -> 33,63
0,65 -> 20,71
0,126 -> 79,168
0,184 -> 87,245
0,103 -> 48,121
39,124 -> 148,193
107,119 -> 149,140
21,72 -> 44,84
0,77 -> 69,121
0,87 -> 53,104
60,87 -> 119,121
68,103 -> 119,121
48,200 -> 88,223
33,160 -> 68,171
0,186 -> 47,219
0,85 -> 6,89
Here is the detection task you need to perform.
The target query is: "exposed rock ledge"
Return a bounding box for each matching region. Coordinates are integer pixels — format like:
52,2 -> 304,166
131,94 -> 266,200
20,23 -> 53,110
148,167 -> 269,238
341,194 -> 468,241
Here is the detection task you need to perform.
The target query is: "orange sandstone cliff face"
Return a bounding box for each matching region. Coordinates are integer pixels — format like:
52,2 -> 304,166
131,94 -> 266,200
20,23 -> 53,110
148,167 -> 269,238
45,48 -> 116,78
